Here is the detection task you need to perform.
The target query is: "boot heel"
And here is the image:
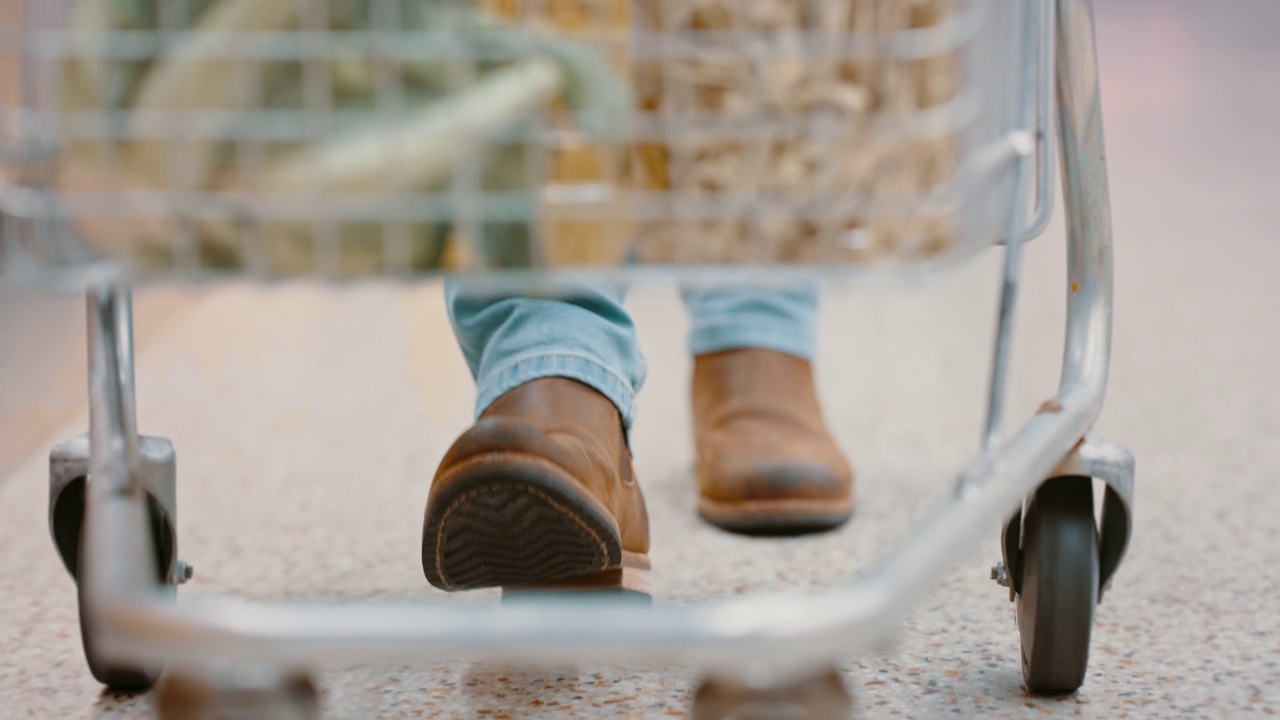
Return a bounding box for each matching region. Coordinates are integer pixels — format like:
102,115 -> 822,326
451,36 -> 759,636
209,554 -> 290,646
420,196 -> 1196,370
502,553 -> 651,602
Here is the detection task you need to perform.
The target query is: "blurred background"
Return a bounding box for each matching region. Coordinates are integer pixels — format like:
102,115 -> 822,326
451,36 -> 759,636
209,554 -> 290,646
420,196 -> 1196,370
1,0 -> 1277,717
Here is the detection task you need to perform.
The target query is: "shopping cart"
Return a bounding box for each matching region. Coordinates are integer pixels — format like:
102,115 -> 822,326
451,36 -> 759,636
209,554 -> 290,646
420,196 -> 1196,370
0,0 -> 1135,716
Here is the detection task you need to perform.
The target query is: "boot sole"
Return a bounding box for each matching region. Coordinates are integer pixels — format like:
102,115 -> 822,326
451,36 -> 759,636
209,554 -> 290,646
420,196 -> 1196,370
698,496 -> 854,536
423,453 -> 648,592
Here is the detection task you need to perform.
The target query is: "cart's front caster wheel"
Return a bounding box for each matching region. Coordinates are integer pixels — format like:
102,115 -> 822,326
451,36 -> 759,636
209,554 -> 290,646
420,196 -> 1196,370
78,577 -> 164,693
155,668 -> 321,720
1016,475 -> 1099,695
50,435 -> 181,693
75,500 -> 172,694
692,667 -> 852,720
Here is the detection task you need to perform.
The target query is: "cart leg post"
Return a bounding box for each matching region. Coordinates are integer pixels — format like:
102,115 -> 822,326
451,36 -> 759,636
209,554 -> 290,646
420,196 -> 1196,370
74,282 -> 176,690
49,284 -> 182,590
1000,0 -> 1138,696
1056,0 -> 1114,402
86,284 -> 143,497
981,0 -> 1053,454
1000,0 -> 1119,583
83,282 -> 155,592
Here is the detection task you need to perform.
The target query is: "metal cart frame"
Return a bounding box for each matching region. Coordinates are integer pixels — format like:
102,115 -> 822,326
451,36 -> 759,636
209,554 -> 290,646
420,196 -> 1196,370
3,0 -> 1133,715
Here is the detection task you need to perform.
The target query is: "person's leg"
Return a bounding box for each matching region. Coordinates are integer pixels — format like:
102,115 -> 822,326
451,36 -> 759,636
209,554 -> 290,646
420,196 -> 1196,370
683,283 -> 820,360
449,279 -> 647,427
682,284 -> 854,534
422,279 -> 650,593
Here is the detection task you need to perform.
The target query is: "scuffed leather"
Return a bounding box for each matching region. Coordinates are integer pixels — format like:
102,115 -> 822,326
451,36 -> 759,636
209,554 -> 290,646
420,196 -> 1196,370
693,349 -> 853,504
432,377 -> 650,555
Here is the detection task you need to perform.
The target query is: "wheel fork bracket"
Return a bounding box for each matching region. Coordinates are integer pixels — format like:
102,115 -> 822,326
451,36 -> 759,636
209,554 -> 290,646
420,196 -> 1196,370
1001,434 -> 1134,602
49,434 -> 181,583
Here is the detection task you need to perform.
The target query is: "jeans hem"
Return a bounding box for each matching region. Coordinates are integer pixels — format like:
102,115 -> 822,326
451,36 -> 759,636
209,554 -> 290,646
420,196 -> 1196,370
475,352 -> 638,429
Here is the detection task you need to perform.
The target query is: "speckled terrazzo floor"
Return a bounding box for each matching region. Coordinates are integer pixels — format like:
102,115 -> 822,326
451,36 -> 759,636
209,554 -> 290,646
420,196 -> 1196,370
2,1 -> 1279,718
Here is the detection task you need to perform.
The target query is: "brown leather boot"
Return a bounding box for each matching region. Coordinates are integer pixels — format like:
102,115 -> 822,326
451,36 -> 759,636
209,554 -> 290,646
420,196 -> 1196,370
422,377 -> 650,592
693,349 -> 854,534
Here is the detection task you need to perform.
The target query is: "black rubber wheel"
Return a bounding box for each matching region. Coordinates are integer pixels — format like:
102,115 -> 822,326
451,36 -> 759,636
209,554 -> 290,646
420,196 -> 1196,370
1016,476 -> 1099,695
76,498 -> 170,693
78,577 -> 162,693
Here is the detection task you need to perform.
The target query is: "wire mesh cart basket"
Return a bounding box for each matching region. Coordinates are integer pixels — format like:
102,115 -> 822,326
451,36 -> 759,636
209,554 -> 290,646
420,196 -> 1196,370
0,0 -> 1135,716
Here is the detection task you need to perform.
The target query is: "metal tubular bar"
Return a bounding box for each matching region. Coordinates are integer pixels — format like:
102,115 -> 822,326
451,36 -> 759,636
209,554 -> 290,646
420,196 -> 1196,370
1022,0 -> 1057,242
982,0 -> 1044,452
83,284 -> 156,642
114,289 -> 142,480
1054,0 -> 1112,402
86,285 -> 141,494
88,0 -> 1116,676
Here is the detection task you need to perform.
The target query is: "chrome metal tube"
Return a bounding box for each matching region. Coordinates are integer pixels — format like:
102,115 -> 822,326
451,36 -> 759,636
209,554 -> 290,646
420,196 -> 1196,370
115,289 -> 142,483
86,285 -> 141,496
1055,0 -> 1113,406
1022,0 -> 1058,242
982,0 -> 1043,450
98,389 -> 1106,671
84,284 -> 156,660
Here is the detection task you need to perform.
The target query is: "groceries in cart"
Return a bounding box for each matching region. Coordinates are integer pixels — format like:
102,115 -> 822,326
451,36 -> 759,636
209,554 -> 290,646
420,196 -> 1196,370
54,0 -> 963,275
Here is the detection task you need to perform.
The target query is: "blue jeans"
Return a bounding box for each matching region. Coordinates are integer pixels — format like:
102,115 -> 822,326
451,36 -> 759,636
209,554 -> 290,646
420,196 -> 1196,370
446,281 -> 819,429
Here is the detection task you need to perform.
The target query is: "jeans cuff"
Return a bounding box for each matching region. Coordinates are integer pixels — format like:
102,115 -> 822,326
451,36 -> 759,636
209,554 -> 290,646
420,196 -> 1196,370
688,319 -> 816,360
475,352 -> 638,429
